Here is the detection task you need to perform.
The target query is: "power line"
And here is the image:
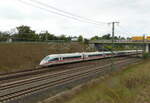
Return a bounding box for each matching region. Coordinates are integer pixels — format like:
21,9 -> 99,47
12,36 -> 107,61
18,0 -> 107,26
118,26 -> 131,34
117,25 -> 134,37
29,0 -> 107,25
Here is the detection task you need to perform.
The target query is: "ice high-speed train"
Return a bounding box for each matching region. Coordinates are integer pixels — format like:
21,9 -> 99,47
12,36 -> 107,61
40,50 -> 142,66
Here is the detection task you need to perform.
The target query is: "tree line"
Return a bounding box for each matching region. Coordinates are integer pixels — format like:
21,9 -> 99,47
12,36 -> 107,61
0,25 -> 128,43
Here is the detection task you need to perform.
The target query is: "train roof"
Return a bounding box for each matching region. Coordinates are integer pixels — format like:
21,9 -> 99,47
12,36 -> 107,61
45,50 -> 143,58
83,52 -> 104,55
47,53 -> 82,58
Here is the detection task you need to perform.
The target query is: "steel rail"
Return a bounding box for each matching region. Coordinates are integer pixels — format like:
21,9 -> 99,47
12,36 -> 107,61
0,64 -> 100,90
0,57 -> 132,90
0,58 -> 140,103
0,56 -> 133,81
1,67 -> 107,102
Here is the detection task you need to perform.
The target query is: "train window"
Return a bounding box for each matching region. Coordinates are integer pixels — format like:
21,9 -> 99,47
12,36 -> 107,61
49,58 -> 59,61
118,52 -> 124,55
105,53 -> 112,55
63,56 -> 81,60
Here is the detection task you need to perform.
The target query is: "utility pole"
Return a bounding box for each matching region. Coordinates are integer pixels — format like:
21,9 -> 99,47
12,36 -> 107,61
143,34 -> 145,56
110,22 -> 120,46
108,21 -> 119,71
45,31 -> 48,42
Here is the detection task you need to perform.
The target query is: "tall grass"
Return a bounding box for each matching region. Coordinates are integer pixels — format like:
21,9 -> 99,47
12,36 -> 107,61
61,59 -> 150,103
143,53 -> 150,59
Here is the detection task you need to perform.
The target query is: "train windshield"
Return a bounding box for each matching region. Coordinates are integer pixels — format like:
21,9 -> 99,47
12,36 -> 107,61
49,58 -> 59,61
43,56 -> 50,61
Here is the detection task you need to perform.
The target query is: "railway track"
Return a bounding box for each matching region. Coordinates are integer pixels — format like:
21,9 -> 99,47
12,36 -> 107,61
0,57 -> 141,103
0,57 -> 130,83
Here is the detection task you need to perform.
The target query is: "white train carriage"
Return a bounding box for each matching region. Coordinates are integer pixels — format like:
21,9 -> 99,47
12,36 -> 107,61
60,53 -> 83,63
40,53 -> 83,66
123,50 -> 142,55
40,55 -> 60,66
103,51 -> 114,57
83,52 -> 105,60
40,50 -> 143,66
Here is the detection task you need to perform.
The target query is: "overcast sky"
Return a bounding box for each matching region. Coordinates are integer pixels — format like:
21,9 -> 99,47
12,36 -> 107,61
0,0 -> 150,38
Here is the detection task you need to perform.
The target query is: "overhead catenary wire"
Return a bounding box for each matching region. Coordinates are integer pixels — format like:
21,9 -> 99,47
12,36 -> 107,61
119,25 -> 133,35
29,0 -> 107,25
107,23 -> 131,38
18,0 -> 107,26
117,25 -> 134,38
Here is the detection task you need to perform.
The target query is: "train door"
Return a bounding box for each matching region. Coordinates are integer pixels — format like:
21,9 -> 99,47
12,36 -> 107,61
84,53 -> 89,60
82,54 -> 85,60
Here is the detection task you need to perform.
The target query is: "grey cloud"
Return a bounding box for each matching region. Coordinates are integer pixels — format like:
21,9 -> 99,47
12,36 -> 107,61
0,0 -> 150,38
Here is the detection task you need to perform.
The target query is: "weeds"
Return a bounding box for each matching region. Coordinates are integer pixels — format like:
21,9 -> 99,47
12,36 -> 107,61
143,53 -> 150,59
53,59 -> 150,103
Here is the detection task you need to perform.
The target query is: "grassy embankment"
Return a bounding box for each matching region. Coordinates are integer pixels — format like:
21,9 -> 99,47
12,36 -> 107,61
0,42 -> 93,72
44,59 -> 150,103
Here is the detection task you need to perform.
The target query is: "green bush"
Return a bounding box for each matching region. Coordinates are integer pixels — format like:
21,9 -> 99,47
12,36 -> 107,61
143,53 -> 150,59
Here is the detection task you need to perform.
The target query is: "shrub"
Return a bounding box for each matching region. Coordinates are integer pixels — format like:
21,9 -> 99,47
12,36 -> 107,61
143,53 -> 150,59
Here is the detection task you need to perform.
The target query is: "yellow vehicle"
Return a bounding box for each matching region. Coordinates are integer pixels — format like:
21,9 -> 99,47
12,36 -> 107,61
132,36 -> 150,41
146,36 -> 150,40
132,36 -> 144,41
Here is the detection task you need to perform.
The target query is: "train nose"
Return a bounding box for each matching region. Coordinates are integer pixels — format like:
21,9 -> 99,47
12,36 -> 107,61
40,60 -> 47,65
